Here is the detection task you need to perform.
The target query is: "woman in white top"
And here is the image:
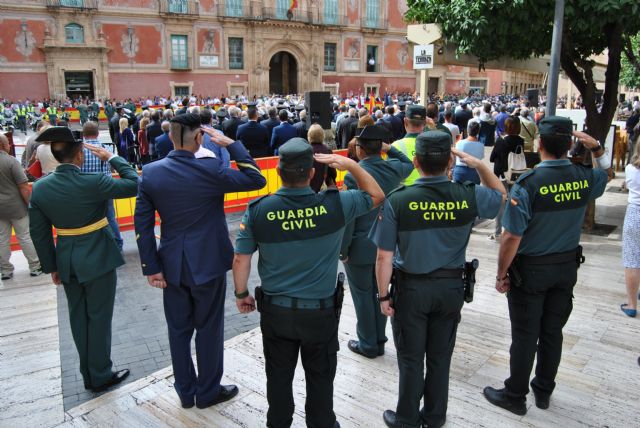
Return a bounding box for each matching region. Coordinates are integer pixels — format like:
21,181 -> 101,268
35,142 -> 60,175
621,142 -> 640,317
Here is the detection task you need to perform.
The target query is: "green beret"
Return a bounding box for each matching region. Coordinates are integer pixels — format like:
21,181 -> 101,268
279,138 -> 313,170
415,130 -> 451,156
538,116 -> 573,137
406,105 -> 426,121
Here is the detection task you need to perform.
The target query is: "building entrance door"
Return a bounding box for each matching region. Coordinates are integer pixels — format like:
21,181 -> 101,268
269,51 -> 298,95
428,77 -> 439,96
65,71 -> 94,99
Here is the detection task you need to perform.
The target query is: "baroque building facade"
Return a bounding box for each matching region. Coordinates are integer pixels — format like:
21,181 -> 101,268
0,0 -> 543,101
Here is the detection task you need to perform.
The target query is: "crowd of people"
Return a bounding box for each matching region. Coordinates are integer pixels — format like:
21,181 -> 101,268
2,87 -> 640,428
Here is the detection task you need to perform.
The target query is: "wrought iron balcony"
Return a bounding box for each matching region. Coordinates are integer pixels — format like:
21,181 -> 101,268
46,0 -> 98,10
159,0 -> 199,17
170,56 -> 191,70
261,7 -> 313,24
360,16 -> 387,30
320,13 -> 347,27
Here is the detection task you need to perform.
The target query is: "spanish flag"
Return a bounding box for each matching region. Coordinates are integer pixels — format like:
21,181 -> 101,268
367,93 -> 376,112
288,0 -> 298,12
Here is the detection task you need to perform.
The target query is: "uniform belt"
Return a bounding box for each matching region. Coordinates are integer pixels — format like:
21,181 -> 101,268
265,294 -> 334,310
56,218 -> 109,236
518,248 -> 578,265
398,268 -> 464,280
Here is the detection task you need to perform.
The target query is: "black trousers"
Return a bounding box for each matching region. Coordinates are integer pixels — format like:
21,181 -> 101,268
504,260 -> 577,399
260,303 -> 338,428
392,276 -> 464,427
163,275 -> 226,405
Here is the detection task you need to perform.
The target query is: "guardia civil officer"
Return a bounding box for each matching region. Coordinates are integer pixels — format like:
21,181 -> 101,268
232,138 -> 384,428
391,105 -> 428,186
483,118 -> 610,415
29,126 -> 138,392
371,131 -> 505,428
340,125 -> 413,358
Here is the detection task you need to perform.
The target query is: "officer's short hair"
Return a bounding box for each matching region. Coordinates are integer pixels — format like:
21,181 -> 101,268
416,153 -> 450,176
200,109 -> 212,125
247,107 -> 259,120
540,135 -> 571,159
51,141 -> 83,164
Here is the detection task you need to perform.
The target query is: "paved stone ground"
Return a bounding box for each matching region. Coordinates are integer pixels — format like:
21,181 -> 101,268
57,212 -> 264,410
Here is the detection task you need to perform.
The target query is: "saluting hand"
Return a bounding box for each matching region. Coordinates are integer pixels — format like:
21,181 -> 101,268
201,127 -> 234,147
84,143 -> 113,161
380,300 -> 394,317
314,153 -> 357,171
572,130 -> 598,150
236,295 -> 256,314
147,272 -> 167,289
451,147 -> 482,169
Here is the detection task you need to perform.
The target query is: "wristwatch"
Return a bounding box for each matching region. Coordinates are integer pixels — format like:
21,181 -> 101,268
377,293 -> 391,302
590,141 -> 602,152
234,289 -> 249,299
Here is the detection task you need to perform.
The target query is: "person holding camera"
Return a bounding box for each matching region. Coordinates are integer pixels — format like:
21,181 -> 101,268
484,118 -> 610,416
371,131 -> 505,428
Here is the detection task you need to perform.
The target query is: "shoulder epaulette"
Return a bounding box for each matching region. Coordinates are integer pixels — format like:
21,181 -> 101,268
247,194 -> 270,207
515,169 -> 536,184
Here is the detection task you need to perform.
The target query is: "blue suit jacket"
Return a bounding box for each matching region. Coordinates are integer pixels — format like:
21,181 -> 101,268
237,121 -> 270,158
134,142 -> 266,286
154,132 -> 173,159
270,122 -> 298,154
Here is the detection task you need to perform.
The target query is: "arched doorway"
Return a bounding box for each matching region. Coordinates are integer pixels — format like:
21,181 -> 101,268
269,51 -> 298,94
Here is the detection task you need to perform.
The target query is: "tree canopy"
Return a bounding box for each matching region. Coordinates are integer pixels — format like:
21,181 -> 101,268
621,35 -> 640,89
405,0 -> 640,142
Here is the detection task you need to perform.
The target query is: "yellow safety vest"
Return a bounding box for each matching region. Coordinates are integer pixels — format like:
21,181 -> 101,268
392,135 -> 419,185
17,107 -> 26,117
47,106 -> 58,115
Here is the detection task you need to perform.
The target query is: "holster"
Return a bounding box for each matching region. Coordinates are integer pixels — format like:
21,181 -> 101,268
255,286 -> 264,313
389,269 -> 399,308
576,245 -> 585,269
334,272 -> 345,321
463,259 -> 479,303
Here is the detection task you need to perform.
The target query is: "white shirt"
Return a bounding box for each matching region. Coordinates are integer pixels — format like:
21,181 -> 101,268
35,143 -> 60,174
626,164 -> 640,206
443,122 -> 460,141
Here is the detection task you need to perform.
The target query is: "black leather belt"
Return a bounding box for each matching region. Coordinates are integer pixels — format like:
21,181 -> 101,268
264,294 -> 334,310
518,248 -> 578,265
397,268 -> 464,281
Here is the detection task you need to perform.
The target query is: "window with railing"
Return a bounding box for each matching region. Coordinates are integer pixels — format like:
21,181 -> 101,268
61,0 -> 84,6
65,23 -> 84,44
171,35 -> 188,69
324,43 -> 336,71
226,0 -> 243,17
168,0 -> 187,13
365,0 -> 379,28
324,0 -> 338,25
228,37 -> 244,69
276,0 -> 289,19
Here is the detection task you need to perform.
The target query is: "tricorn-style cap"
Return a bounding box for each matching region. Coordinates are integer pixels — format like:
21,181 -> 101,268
35,126 -> 77,143
278,138 -> 314,170
415,130 -> 452,156
356,125 -> 386,141
406,104 -> 427,121
538,116 -> 573,137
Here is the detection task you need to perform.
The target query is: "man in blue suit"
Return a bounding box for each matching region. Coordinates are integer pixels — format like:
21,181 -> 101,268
134,113 -> 267,410
154,121 -> 173,159
261,107 -> 280,143
270,109 -> 298,155
236,107 -> 270,158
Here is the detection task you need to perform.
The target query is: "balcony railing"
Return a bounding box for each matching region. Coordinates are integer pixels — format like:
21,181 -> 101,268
159,0 -> 199,16
320,14 -> 347,27
46,0 -> 98,10
262,7 -> 313,23
361,16 -> 387,30
170,56 -> 191,70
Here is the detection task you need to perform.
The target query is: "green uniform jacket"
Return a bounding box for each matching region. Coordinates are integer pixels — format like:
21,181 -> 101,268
29,157 -> 139,284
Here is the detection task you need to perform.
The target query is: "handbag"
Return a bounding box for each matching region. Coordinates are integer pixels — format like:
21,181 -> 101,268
27,159 -> 43,178
508,145 -> 527,180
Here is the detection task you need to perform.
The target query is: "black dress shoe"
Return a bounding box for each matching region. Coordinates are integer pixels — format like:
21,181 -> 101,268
419,408 -> 445,428
483,386 -> 527,416
196,384 -> 239,409
92,369 -> 130,393
181,398 -> 195,409
348,340 -> 378,359
382,410 -> 422,428
532,390 -> 549,409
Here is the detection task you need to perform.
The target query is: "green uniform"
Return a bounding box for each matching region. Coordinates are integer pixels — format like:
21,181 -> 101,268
105,103 -> 115,120
236,185 -> 372,427
392,133 -> 419,185
46,106 -> 58,125
340,146 -> 413,356
500,159 -> 607,400
371,176 -> 502,427
125,102 -> 137,114
29,156 -> 138,388
77,103 -> 88,124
